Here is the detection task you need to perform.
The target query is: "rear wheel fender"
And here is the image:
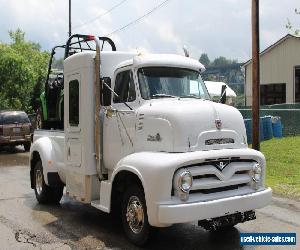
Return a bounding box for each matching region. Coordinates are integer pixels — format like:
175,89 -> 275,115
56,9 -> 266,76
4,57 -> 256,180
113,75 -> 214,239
30,137 -> 55,185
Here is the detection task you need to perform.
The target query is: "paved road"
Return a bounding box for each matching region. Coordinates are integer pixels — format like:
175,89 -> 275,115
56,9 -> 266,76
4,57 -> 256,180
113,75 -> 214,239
0,148 -> 299,250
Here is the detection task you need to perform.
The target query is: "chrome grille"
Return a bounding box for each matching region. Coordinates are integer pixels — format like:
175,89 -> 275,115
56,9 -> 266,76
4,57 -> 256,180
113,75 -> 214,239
180,159 -> 256,195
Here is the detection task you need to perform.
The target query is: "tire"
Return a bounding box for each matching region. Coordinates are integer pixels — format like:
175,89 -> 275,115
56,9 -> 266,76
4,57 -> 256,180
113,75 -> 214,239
33,161 -> 63,204
24,142 -> 31,152
122,185 -> 151,246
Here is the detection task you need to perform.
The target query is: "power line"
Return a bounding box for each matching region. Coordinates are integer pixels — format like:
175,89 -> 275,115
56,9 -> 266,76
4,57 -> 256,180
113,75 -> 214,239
106,0 -> 171,36
73,0 -> 129,30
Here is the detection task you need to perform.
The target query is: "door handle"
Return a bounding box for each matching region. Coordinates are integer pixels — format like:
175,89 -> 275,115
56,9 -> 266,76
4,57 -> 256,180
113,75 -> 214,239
68,147 -> 71,157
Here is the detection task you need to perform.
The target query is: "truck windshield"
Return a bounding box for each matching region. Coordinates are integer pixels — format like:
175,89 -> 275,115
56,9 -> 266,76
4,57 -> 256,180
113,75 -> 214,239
138,67 -> 210,100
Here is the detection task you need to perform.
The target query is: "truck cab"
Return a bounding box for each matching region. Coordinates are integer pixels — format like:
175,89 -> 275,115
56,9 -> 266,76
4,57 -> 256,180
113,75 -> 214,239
30,34 -> 272,246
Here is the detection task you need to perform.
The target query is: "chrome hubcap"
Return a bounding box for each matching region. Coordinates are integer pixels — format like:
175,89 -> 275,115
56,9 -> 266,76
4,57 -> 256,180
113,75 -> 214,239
126,196 -> 144,234
35,169 -> 43,195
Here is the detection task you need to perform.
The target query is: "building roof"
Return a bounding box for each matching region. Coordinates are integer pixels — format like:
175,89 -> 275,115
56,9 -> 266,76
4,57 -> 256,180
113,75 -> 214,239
243,34 -> 300,67
204,81 -> 237,97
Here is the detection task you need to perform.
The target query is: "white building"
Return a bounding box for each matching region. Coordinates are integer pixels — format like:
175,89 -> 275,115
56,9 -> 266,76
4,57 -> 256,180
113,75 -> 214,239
243,34 -> 300,106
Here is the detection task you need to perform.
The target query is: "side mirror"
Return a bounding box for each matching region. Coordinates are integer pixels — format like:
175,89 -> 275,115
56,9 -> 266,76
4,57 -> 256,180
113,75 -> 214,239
101,77 -> 112,106
220,85 -> 227,104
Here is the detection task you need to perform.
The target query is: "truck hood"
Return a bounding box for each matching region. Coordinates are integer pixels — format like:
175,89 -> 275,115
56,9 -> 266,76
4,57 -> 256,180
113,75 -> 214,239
135,99 -> 247,153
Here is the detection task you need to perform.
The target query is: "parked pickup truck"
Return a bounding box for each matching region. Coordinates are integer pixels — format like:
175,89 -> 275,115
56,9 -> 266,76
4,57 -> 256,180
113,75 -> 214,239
30,34 -> 272,246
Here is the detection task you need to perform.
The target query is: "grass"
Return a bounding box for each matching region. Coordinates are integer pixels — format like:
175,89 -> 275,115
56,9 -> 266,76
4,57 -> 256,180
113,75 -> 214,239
259,136 -> 300,200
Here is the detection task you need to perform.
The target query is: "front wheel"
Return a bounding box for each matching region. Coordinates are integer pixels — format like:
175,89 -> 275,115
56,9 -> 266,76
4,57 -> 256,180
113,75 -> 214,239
34,161 -> 63,204
122,185 -> 151,246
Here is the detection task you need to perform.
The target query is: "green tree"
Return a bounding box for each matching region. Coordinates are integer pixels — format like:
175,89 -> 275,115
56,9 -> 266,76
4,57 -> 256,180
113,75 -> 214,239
199,53 -> 210,66
0,29 -> 49,112
212,56 -> 237,67
286,8 -> 300,35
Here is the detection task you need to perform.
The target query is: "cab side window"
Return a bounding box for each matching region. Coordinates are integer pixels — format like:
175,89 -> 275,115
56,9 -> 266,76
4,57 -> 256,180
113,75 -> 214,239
113,70 -> 136,103
69,79 -> 79,126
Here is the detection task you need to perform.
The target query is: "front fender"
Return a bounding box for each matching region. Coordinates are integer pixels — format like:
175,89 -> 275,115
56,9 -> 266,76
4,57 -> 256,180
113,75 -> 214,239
30,137 -> 58,185
110,148 -> 267,227
111,165 -> 146,190
111,152 -> 178,227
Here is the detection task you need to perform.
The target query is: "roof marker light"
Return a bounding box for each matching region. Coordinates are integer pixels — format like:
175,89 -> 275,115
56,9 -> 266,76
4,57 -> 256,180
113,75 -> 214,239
86,35 -> 95,41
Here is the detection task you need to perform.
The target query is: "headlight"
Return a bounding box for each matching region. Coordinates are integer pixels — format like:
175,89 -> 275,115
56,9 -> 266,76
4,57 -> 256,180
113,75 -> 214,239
252,163 -> 262,182
178,170 -> 193,193
251,164 -> 262,190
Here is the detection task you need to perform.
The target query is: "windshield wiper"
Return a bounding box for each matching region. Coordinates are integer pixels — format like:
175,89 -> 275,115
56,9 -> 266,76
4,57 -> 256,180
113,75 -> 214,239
151,94 -> 178,98
179,95 -> 201,99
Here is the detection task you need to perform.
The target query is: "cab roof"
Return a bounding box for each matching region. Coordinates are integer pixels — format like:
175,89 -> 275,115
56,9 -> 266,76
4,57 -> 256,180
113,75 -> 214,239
116,53 -> 205,73
64,51 -> 205,79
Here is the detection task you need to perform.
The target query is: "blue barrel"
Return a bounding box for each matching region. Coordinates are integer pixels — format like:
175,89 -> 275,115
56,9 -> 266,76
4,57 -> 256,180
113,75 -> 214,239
259,117 -> 264,141
244,119 -> 252,144
244,118 -> 264,144
262,116 -> 273,140
272,116 -> 283,138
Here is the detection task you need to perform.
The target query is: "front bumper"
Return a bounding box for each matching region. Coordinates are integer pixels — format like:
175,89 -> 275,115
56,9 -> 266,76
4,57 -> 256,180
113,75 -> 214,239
0,135 -> 31,145
158,188 -> 272,224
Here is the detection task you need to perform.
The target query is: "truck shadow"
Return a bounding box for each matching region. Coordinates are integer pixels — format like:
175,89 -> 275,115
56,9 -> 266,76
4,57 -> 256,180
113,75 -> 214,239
0,145 -> 25,154
28,195 -> 244,250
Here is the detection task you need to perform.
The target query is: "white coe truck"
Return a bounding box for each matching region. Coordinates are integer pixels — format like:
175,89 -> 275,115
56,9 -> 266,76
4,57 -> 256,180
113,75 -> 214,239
30,34 -> 272,246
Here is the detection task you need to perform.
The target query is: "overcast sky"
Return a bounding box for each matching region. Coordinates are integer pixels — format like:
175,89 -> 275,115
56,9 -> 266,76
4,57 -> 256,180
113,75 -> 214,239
0,0 -> 299,62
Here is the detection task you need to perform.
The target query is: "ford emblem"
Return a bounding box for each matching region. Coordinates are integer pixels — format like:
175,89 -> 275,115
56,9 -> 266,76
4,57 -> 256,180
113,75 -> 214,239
215,119 -> 222,130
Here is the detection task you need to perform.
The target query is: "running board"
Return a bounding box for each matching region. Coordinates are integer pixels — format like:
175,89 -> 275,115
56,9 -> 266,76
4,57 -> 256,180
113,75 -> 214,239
91,200 -> 100,208
91,200 -> 108,213
90,180 -> 112,213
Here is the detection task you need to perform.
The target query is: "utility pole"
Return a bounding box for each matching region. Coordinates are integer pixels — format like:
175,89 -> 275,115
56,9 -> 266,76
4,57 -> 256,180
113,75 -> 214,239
252,0 -> 260,150
69,0 -> 72,37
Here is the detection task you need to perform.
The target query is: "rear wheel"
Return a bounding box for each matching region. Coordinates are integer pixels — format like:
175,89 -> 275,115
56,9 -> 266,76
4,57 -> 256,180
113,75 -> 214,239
34,161 -> 63,204
24,142 -> 31,152
122,185 -> 151,246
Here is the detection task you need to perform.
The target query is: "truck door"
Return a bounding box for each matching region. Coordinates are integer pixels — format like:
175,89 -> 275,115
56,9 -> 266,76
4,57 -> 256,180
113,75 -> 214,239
65,74 -> 82,167
103,69 -> 137,169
